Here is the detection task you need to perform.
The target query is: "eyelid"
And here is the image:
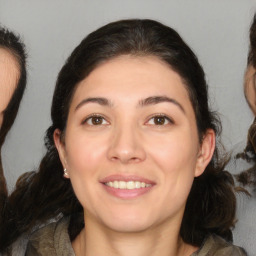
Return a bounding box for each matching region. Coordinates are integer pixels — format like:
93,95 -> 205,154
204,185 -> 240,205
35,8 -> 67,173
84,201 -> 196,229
82,113 -> 110,125
145,113 -> 174,125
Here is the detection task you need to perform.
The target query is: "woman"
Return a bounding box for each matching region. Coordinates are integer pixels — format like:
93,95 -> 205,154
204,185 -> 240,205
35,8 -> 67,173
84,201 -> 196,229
0,26 -> 27,248
231,14 -> 256,256
3,19 -> 246,255
236,14 -> 256,187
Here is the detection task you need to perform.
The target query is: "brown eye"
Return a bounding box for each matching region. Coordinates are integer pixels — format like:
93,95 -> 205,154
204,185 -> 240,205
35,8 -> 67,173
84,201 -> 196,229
84,115 -> 108,126
147,115 -> 172,126
153,116 -> 166,125
91,116 -> 103,125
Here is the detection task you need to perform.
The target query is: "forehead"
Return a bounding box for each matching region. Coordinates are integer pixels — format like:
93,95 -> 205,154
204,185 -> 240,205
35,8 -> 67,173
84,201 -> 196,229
71,55 -> 192,108
0,48 -> 20,113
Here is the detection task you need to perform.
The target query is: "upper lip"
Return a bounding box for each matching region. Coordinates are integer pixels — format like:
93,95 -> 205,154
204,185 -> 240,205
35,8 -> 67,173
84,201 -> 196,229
100,174 -> 156,185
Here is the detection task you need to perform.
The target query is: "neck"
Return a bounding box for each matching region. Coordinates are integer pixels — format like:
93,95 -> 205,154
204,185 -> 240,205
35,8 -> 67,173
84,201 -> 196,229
72,213 -> 198,256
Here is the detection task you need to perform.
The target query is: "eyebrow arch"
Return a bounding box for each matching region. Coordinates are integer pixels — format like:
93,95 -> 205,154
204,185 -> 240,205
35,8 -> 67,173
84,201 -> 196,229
75,97 -> 112,111
138,96 -> 185,113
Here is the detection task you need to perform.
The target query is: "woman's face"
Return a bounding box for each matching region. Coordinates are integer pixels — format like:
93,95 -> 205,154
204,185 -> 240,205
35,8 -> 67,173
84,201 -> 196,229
244,64 -> 256,116
55,55 -> 214,233
0,48 -> 19,128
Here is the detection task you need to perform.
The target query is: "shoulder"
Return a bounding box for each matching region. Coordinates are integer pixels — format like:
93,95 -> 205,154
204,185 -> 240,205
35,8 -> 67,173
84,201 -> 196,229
26,217 -> 75,256
0,234 -> 29,256
193,234 -> 247,256
2,215 -> 65,256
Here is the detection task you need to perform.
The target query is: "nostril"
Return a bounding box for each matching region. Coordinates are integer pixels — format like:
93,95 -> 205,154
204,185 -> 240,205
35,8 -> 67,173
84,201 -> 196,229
110,156 -> 119,161
130,157 -> 141,163
109,154 -> 143,164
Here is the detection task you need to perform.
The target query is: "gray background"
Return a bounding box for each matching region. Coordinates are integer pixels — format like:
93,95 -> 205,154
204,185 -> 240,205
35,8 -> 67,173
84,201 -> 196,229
1,0 -> 256,254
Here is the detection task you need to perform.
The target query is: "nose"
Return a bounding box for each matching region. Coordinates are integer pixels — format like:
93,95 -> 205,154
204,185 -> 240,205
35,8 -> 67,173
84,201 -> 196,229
107,125 -> 146,164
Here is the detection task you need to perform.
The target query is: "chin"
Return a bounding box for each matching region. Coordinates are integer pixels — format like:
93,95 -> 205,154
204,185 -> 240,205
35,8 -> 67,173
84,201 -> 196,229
107,220 -> 152,233
100,212 -> 154,233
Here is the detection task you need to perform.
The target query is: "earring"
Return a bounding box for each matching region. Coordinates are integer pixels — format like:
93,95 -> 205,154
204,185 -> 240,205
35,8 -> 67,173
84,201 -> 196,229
63,168 -> 69,177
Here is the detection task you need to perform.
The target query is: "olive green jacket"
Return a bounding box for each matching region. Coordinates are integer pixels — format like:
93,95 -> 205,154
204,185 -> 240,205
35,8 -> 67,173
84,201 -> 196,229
4,217 -> 247,256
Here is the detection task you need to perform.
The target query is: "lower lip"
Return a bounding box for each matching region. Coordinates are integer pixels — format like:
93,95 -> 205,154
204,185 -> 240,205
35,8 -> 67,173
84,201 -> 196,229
102,184 -> 154,199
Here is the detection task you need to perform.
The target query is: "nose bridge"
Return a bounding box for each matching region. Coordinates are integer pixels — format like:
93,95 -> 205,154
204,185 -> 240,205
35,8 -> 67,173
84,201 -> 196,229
107,119 -> 145,163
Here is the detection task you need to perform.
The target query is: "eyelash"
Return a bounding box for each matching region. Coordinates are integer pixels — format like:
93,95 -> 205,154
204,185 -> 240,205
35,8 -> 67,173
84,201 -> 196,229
82,113 -> 174,126
146,114 -> 174,126
82,114 -> 109,126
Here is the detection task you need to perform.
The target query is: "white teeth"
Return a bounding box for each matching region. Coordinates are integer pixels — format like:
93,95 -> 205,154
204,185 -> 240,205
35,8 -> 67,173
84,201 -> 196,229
105,181 -> 152,189
119,181 -> 126,189
113,181 -> 119,189
135,181 -> 141,189
127,181 -> 135,189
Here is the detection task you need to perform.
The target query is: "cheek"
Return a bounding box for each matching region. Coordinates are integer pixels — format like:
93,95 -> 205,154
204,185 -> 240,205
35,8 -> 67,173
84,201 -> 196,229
0,87 -> 13,113
147,130 -> 198,173
143,135 -> 198,220
244,67 -> 256,115
64,133 -> 108,176
247,84 -> 256,115
64,134 -> 109,209
0,113 -> 3,128
146,129 -> 198,198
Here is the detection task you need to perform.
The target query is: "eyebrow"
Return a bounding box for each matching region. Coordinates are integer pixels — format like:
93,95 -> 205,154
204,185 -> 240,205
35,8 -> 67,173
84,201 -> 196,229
75,95 -> 185,113
75,97 -> 112,111
138,96 -> 185,113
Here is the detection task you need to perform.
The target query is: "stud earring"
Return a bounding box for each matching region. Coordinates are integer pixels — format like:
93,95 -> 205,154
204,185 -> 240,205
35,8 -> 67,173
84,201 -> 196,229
63,168 -> 69,177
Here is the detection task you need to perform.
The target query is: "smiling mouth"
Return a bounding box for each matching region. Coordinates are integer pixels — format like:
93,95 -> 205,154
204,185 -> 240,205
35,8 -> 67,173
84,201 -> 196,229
105,181 -> 152,189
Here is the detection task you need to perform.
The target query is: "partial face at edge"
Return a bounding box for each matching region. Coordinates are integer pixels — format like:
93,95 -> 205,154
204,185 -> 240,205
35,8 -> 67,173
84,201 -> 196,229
0,48 -> 20,128
244,64 -> 256,116
54,55 -> 215,233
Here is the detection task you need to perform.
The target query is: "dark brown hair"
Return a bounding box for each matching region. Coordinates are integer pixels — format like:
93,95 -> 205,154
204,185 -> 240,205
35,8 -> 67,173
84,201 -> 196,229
0,26 -> 27,244
247,14 -> 256,68
2,19 -> 236,251
236,14 -> 256,187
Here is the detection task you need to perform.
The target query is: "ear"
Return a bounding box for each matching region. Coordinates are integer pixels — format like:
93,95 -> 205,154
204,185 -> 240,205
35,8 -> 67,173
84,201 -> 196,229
53,129 -> 69,178
194,129 -> 215,177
